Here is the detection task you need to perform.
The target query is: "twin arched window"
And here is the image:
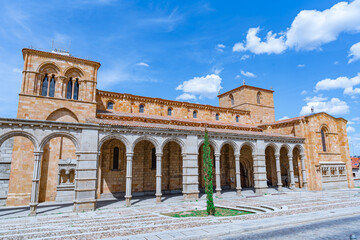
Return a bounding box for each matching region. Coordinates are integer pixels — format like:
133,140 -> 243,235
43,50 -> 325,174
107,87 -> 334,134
193,110 -> 197,118
66,78 -> 79,100
139,104 -> 145,113
168,108 -> 172,116
107,101 -> 114,110
41,75 -> 56,97
215,113 -> 220,121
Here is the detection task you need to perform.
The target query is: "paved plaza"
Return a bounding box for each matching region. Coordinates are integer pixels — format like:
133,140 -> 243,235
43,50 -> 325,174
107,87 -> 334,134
0,188 -> 360,239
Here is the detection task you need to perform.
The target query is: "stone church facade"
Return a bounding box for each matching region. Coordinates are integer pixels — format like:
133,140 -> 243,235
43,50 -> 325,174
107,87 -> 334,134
0,48 -> 354,215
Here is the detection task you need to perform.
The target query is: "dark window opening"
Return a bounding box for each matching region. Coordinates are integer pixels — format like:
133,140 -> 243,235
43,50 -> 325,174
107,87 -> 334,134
193,111 -> 197,118
139,104 -> 144,113
66,78 -> 72,99
73,79 -> 79,100
41,75 -> 48,96
236,115 -> 239,122
107,102 -> 114,110
321,129 -> 327,152
168,108 -> 172,116
113,147 -> 119,169
49,75 -> 55,97
216,113 -> 220,121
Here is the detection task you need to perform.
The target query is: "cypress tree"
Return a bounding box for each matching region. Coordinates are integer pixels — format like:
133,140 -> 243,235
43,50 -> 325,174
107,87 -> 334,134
203,130 -> 216,215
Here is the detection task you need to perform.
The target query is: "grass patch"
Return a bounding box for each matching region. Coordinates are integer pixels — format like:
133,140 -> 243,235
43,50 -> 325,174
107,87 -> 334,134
163,207 -> 253,218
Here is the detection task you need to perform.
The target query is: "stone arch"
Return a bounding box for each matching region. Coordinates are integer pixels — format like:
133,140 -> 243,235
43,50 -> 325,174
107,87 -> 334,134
239,141 -> 255,154
293,144 -> 304,155
0,131 -> 38,150
279,143 -> 292,154
39,132 -> 80,152
46,108 -> 79,123
37,61 -> 61,74
220,140 -> 239,154
98,134 -> 130,152
131,136 -> 160,153
265,142 -> 279,155
161,137 -> 185,152
319,124 -> 330,132
63,66 -> 85,78
198,139 -> 220,154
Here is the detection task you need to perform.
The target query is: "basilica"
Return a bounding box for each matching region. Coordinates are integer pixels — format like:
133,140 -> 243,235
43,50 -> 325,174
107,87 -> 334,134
0,48 -> 354,215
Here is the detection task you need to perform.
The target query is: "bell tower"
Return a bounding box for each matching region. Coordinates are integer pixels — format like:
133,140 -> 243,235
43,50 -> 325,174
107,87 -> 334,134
18,48 -> 101,123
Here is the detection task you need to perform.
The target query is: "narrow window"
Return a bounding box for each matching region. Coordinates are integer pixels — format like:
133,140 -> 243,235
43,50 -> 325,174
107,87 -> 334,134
66,78 -> 72,99
107,101 -> 114,110
113,147 -> 119,169
193,110 -> 197,118
168,108 -> 172,116
236,115 -> 239,122
73,79 -> 79,100
230,94 -> 234,105
257,92 -> 261,104
139,104 -> 144,113
41,75 -> 48,96
151,148 -> 156,169
216,113 -> 220,121
49,75 -> 56,97
321,129 -> 327,152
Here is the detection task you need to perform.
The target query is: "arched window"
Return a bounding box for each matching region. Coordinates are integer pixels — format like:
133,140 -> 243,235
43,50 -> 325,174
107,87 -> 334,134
230,94 -> 234,105
257,92 -> 261,104
66,78 -> 72,99
151,148 -> 156,169
236,115 -> 239,122
216,113 -> 220,121
107,101 -> 114,110
73,79 -> 79,100
193,110 -> 197,118
49,75 -> 56,97
113,147 -> 119,169
41,75 -> 48,96
168,108 -> 172,116
321,128 -> 327,152
139,104 -> 144,113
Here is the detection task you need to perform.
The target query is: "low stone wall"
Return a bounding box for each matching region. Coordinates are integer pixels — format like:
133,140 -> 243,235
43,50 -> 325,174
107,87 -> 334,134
0,138 -> 13,205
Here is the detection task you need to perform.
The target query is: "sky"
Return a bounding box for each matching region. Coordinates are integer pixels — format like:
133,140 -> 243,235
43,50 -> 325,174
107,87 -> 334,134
0,0 -> 359,155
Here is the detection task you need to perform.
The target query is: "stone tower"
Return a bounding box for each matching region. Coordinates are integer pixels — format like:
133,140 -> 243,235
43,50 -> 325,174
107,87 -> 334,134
218,85 -> 275,124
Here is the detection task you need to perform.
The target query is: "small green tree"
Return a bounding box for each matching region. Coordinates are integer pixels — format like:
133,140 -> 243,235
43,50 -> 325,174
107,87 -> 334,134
203,130 -> 216,215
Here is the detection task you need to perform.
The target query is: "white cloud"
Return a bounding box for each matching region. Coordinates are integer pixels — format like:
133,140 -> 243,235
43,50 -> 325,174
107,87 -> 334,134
235,75 -> 241,79
297,64 -> 305,68
240,70 -> 256,78
300,96 -> 349,115
241,54 -> 250,61
286,0 -> 360,50
353,117 -> 360,122
278,116 -> 289,121
315,73 -> 360,92
176,93 -> 197,101
301,90 -> 308,95
135,62 -> 149,67
348,42 -> 360,63
216,44 -> 226,52
334,61 -> 339,65
348,120 -> 355,125
233,27 -> 287,54
176,74 -> 222,99
233,0 -> 360,54
12,68 -> 22,73
347,126 -> 356,133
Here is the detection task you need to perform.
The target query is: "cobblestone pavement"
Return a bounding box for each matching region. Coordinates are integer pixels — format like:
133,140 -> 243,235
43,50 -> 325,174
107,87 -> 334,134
223,214 -> 360,240
0,188 -> 359,239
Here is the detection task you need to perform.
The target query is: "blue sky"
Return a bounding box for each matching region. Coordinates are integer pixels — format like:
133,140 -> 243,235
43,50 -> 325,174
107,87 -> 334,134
0,0 -> 359,155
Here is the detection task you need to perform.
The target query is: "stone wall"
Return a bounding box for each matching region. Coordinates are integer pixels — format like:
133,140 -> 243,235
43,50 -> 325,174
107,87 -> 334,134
0,138 -> 13,205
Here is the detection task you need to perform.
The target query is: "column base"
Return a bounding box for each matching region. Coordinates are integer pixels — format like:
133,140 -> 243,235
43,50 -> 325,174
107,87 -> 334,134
156,194 -> 162,203
216,189 -> 221,196
303,182 -> 308,190
255,187 -> 268,194
290,184 -> 296,190
29,203 -> 37,216
278,185 -> 283,192
125,196 -> 132,207
183,192 -> 199,200
236,189 -> 242,196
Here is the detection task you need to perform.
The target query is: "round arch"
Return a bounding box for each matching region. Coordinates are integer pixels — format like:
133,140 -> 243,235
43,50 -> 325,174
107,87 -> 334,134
161,137 -> 185,152
279,143 -> 292,153
46,108 -> 79,123
239,141 -> 255,153
0,131 -> 39,150
63,66 -> 85,78
37,61 -> 61,74
264,142 -> 279,155
98,134 -> 130,152
198,139 -> 220,154
131,136 -> 160,153
293,144 -> 304,155
220,140 -> 239,153
39,132 -> 80,152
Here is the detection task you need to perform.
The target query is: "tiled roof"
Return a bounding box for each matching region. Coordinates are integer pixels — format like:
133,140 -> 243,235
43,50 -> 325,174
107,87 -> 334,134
259,116 -> 305,127
351,157 -> 360,169
89,111 -> 303,139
